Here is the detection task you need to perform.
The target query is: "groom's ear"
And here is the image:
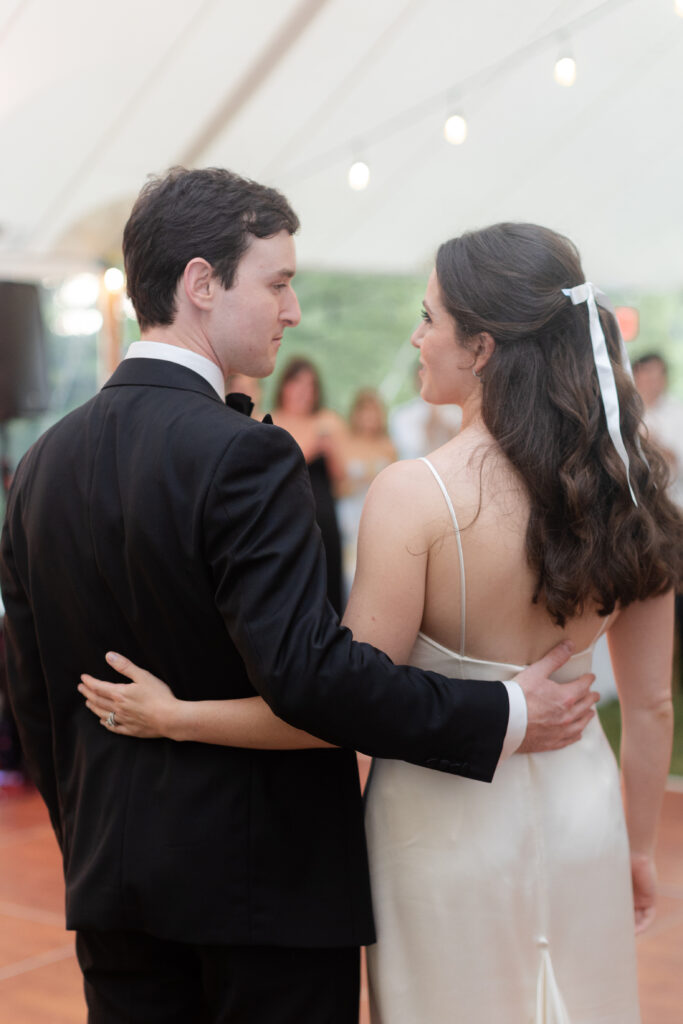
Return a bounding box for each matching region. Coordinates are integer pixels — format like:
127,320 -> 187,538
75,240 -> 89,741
183,258 -> 216,312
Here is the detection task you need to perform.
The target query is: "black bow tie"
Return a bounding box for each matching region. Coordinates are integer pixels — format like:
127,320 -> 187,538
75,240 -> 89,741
225,391 -> 273,425
225,392 -> 254,417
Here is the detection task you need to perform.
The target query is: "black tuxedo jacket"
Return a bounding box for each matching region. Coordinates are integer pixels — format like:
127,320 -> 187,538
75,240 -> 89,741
0,358 -> 508,947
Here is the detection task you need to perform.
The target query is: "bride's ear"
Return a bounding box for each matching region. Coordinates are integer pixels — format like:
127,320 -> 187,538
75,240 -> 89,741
472,332 -> 496,375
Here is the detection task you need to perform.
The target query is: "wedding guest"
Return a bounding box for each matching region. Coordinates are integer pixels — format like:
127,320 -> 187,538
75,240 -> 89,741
634,352 -> 683,654
389,364 -> 461,460
337,389 -> 396,599
633,353 -> 683,505
271,357 -> 346,614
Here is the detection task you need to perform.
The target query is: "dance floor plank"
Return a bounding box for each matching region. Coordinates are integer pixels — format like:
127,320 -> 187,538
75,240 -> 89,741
0,954 -> 82,1024
1,776 -> 681,1024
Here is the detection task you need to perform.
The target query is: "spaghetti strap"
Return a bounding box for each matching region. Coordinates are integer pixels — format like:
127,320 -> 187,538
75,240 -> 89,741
419,457 -> 466,659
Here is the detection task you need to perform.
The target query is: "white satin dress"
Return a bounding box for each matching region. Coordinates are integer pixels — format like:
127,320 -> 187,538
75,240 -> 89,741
364,458 -> 640,1023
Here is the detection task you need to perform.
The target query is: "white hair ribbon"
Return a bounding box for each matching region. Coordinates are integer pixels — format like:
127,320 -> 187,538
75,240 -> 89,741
561,282 -> 638,506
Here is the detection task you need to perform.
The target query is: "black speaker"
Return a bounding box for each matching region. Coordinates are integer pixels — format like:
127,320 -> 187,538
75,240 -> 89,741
0,282 -> 50,423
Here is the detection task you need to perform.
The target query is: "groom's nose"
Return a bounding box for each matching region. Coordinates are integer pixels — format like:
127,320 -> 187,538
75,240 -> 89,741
282,287 -> 301,327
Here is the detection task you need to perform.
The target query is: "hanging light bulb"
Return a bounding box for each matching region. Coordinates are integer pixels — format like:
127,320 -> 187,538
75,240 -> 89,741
103,267 -> 125,294
348,160 -> 370,191
53,308 -> 104,337
443,114 -> 468,145
554,55 -> 577,87
58,273 -> 101,309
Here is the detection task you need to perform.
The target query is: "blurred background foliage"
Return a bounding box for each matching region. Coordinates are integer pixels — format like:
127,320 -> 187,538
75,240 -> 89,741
260,270 -> 426,416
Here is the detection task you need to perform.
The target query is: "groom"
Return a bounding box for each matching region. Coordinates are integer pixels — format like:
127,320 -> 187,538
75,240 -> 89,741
0,167 -> 596,1023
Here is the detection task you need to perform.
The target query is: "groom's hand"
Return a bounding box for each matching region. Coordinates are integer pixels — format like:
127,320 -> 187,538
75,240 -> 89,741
513,641 -> 599,753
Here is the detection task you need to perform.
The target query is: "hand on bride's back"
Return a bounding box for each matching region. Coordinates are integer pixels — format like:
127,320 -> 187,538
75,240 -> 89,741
514,641 -> 599,753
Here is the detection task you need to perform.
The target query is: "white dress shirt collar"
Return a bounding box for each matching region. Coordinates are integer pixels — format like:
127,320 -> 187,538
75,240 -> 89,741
124,341 -> 224,400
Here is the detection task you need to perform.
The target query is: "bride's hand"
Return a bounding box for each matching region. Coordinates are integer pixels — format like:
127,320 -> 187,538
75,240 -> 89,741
631,852 -> 657,934
78,652 -> 180,739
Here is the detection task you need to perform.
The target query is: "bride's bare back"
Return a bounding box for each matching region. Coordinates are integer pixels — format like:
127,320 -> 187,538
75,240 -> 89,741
345,421 -> 611,670
418,424 -> 610,666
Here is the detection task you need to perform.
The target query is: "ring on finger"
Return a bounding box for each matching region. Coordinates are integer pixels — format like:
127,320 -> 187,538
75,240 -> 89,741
106,711 -> 117,728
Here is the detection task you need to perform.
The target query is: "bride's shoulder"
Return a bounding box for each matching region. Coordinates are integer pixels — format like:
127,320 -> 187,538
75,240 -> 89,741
362,458 -> 450,527
368,457 -> 429,493
357,461 -> 438,556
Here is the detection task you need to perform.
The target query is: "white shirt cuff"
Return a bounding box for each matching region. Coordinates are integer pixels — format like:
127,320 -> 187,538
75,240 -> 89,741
499,680 -> 528,761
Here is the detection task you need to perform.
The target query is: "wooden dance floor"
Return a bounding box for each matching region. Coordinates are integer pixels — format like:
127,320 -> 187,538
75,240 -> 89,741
1,772 -> 682,1023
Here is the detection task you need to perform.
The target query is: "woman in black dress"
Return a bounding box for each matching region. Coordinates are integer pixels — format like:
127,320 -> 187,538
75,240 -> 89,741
272,358 -> 345,616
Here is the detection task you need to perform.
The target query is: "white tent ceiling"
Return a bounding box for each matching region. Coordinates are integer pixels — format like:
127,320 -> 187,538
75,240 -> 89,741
1,0 -> 682,289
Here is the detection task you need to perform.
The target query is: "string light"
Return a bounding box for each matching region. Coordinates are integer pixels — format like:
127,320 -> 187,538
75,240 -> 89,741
554,55 -> 577,87
279,3 -> 625,190
443,114 -> 468,145
348,160 -> 370,191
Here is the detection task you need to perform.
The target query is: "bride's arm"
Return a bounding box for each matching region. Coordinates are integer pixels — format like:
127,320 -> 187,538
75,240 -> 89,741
342,461 -> 429,658
79,654 -> 335,749
607,589 -> 674,934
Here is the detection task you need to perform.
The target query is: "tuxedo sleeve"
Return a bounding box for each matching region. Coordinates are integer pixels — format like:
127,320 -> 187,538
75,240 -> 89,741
0,514 -> 63,846
204,423 -> 509,782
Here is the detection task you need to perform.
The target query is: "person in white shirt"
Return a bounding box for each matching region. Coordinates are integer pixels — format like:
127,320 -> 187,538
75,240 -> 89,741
634,352 -> 683,651
633,353 -> 683,506
389,365 -> 462,460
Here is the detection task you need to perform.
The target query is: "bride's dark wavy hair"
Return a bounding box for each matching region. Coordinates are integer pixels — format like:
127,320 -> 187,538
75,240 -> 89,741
436,222 -> 683,626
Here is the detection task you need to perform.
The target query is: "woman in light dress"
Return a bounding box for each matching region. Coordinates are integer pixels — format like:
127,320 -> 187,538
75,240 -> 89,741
80,223 -> 682,1023
337,389 -> 397,600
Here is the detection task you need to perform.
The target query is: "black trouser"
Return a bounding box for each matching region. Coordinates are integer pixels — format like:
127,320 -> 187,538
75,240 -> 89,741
76,930 -> 360,1024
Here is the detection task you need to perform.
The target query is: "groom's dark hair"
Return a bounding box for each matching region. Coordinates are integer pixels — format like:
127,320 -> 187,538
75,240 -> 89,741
123,166 -> 300,332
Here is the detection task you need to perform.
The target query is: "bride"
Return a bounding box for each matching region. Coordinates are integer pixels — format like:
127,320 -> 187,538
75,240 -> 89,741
80,223 -> 681,1022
